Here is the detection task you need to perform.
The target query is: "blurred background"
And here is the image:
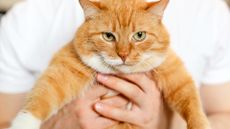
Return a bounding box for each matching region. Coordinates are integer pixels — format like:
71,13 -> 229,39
0,0 -> 230,13
225,0 -> 229,5
227,0 -> 230,6
0,0 -> 22,12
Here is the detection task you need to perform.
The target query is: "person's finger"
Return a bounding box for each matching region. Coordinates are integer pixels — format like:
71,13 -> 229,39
85,85 -> 109,101
97,74 -> 144,106
99,95 -> 129,108
95,117 -> 118,129
94,103 -> 138,125
117,73 -> 158,94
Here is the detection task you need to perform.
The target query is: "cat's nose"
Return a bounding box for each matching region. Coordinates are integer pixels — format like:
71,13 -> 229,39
118,51 -> 129,62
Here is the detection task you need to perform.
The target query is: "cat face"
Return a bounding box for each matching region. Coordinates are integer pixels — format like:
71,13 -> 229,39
75,0 -> 169,73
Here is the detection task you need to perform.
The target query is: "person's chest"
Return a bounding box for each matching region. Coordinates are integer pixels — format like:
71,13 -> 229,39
163,0 -> 216,86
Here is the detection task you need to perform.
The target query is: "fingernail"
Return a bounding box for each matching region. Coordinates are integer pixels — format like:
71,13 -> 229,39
95,103 -> 103,111
97,74 -> 108,81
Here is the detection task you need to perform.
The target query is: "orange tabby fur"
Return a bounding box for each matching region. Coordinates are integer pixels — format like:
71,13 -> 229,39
9,0 -> 211,129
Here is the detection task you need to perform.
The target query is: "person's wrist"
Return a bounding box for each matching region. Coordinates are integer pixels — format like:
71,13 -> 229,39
143,114 -> 160,129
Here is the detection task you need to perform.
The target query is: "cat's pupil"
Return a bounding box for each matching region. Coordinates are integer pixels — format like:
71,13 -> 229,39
137,32 -> 143,38
106,33 -> 113,39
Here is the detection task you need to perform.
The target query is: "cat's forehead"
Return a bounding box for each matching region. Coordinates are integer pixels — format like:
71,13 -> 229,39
87,0 -> 162,32
100,0 -> 147,10
96,0 -> 153,26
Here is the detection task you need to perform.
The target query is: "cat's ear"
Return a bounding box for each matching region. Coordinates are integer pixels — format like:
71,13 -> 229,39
146,0 -> 169,19
79,0 -> 100,19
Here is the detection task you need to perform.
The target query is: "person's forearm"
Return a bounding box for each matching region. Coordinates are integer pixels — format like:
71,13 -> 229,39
208,113 -> 230,129
170,113 -> 230,129
0,92 -> 26,129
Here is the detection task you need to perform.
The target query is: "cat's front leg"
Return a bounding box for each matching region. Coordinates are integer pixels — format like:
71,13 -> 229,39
7,44 -> 95,129
154,51 -> 211,129
7,111 -> 41,129
7,76 -> 61,129
8,73 -> 94,129
164,82 -> 210,129
8,74 -> 94,129
160,74 -> 211,129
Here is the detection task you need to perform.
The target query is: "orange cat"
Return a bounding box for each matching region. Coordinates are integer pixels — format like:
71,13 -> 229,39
8,0 -> 211,129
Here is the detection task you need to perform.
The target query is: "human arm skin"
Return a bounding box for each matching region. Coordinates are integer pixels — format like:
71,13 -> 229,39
0,85 -> 127,129
0,92 -> 26,129
170,82 -> 230,129
201,83 -> 230,129
40,85 -> 125,129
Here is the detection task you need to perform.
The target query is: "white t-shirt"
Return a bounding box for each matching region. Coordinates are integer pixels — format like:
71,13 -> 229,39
0,0 -> 230,93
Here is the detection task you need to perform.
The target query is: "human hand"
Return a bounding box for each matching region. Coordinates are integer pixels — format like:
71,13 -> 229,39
41,85 -> 128,129
95,73 -> 162,129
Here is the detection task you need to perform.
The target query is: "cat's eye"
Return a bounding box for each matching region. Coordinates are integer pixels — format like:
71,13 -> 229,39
133,31 -> 146,42
102,32 -> 116,42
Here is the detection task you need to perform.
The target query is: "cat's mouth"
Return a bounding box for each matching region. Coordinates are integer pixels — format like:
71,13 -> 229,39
104,60 -> 138,70
116,63 -> 136,66
99,56 -> 139,73
100,54 -> 134,66
106,55 -> 166,74
101,56 -> 138,67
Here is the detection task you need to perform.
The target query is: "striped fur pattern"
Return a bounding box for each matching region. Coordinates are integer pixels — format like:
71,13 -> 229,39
9,0 -> 211,129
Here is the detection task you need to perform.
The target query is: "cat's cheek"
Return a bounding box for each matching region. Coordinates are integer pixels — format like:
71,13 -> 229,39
8,111 -> 41,129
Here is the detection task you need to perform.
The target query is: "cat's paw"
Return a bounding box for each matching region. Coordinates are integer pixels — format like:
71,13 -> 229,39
7,111 -> 41,129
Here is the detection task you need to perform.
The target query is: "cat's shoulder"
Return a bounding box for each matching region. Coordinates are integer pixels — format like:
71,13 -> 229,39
49,42 -> 81,65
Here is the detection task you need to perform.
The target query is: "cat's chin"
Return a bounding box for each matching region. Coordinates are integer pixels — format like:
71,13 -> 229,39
113,55 -> 167,74
113,64 -> 158,74
79,54 -> 166,74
